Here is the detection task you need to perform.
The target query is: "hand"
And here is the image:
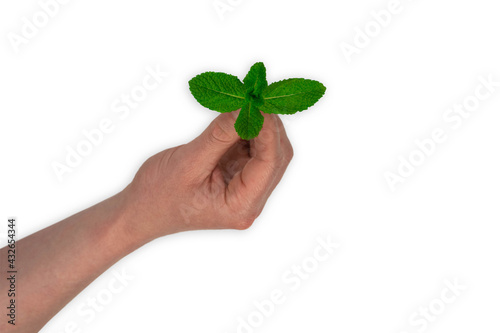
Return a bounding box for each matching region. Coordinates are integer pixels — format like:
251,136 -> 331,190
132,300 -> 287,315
120,110 -> 293,241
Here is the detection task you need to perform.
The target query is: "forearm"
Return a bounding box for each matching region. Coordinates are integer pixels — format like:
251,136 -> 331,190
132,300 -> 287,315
0,190 -> 149,332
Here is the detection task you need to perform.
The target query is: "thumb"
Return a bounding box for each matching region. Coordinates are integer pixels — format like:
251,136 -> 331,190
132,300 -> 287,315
186,110 -> 241,171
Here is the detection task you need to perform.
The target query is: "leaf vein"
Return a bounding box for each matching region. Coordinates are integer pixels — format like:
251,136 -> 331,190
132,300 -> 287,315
191,83 -> 245,99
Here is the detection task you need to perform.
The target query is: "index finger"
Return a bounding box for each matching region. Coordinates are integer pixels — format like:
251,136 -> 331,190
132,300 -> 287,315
227,113 -> 286,212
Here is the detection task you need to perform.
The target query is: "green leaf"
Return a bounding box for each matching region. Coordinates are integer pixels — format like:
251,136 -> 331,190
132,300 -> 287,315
188,63 -> 327,140
234,102 -> 264,140
261,78 -> 326,114
243,62 -> 267,106
188,72 -> 246,112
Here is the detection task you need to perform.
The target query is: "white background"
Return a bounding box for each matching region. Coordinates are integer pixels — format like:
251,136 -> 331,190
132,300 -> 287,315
1,0 -> 499,332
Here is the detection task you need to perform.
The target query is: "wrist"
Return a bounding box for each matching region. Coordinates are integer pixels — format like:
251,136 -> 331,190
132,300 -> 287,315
114,184 -> 180,246
105,188 -> 155,251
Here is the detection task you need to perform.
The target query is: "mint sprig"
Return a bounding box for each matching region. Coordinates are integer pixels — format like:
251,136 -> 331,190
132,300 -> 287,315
189,62 -> 326,140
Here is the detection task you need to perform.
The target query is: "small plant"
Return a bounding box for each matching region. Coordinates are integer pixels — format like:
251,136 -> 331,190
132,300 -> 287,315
189,62 -> 326,140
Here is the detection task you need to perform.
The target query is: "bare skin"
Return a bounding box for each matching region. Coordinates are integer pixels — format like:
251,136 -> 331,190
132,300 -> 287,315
0,111 -> 293,332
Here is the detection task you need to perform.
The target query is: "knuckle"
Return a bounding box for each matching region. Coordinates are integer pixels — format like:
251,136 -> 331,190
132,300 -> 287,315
259,127 -> 274,143
238,209 -> 260,230
230,205 -> 260,230
272,157 -> 283,172
286,146 -> 294,162
235,215 -> 257,230
209,121 -> 233,144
